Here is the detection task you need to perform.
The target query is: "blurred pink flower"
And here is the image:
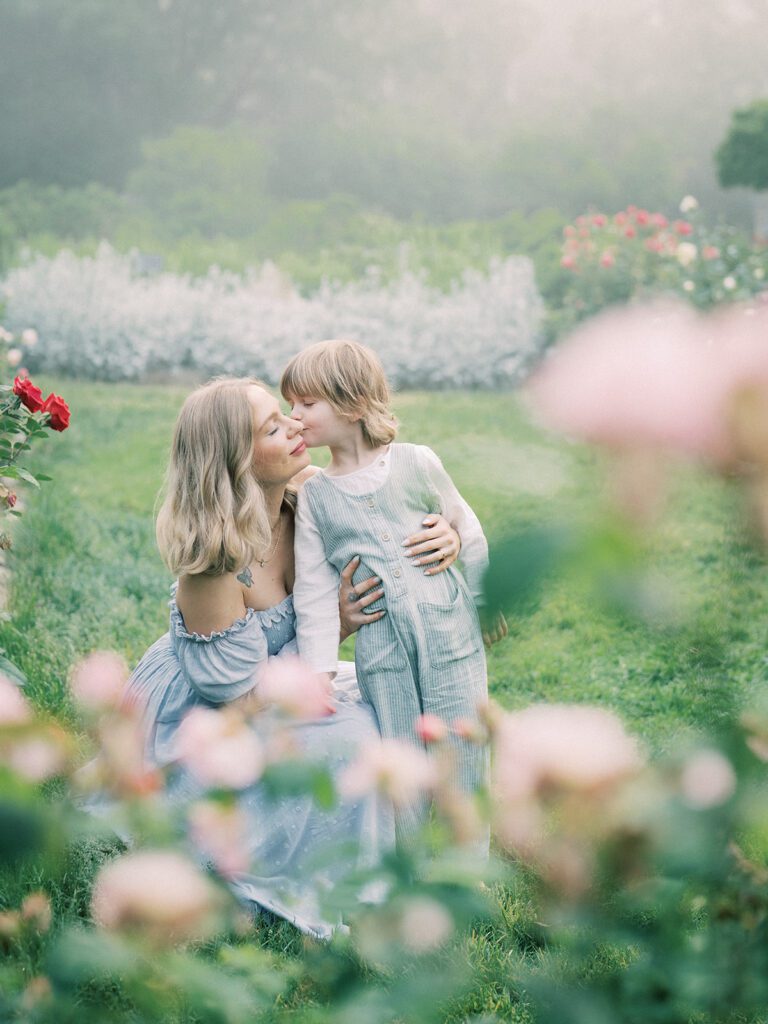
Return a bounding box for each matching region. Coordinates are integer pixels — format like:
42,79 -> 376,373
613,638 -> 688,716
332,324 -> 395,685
70,651 -> 128,711
624,226 -> 636,239
415,713 -> 448,743
634,209 -> 650,226
599,250 -> 615,269
680,749 -> 736,808
702,245 -> 720,260
560,255 -> 577,270
91,850 -> 223,943
650,213 -> 669,228
20,328 -> 38,347
339,738 -> 438,807
592,214 -> 607,228
527,302 -> 729,459
8,737 -> 66,782
673,220 -> 693,236
95,711 -> 162,797
188,800 -> 251,878
176,707 -> 264,789
6,348 -> 22,367
492,704 -> 642,802
645,236 -> 664,253
0,674 -> 31,725
398,897 -> 454,953
258,655 -> 335,719
20,892 -> 52,932
564,225 -> 577,238
451,716 -> 487,743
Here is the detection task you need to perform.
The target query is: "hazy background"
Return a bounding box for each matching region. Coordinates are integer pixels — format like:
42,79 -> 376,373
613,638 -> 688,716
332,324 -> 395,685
2,0 -> 766,219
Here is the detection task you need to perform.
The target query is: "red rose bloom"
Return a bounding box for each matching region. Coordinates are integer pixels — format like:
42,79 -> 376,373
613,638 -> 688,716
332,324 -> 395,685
42,393 -> 71,431
12,376 -> 44,412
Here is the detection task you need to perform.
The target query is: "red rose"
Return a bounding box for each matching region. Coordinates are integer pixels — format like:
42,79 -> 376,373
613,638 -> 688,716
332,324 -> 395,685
12,376 -> 44,412
42,393 -> 70,431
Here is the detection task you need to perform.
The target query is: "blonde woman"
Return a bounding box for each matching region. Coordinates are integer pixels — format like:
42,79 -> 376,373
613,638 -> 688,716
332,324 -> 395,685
123,376 -> 461,938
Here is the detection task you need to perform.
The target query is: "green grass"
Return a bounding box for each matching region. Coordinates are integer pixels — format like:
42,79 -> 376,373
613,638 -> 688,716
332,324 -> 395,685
3,379 -> 768,1022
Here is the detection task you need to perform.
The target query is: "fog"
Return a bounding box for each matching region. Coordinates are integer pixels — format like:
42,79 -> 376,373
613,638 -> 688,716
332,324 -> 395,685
1,0 -> 766,222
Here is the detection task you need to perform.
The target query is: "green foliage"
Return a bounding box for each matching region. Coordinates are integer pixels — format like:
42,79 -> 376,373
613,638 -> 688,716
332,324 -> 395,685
126,125 -> 271,238
546,203 -> 768,340
716,99 -> 768,192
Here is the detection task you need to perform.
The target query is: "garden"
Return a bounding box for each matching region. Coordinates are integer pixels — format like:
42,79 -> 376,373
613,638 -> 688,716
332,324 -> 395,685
3,2 -> 768,1022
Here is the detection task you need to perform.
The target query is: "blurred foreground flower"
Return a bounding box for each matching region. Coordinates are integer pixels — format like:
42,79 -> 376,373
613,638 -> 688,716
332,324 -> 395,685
679,749 -> 737,809
257,655 -> 335,719
491,703 -> 643,864
176,706 -> 264,789
0,674 -> 31,724
529,301 -> 768,535
188,799 -> 251,878
70,650 -> 128,711
91,849 -> 224,944
339,737 -> 438,807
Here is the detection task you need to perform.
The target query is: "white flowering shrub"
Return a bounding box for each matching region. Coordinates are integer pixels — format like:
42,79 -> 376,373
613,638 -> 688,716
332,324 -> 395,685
0,244 -> 544,387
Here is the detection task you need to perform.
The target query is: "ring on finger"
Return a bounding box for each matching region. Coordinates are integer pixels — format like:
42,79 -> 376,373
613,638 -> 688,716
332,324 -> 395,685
348,591 -> 358,602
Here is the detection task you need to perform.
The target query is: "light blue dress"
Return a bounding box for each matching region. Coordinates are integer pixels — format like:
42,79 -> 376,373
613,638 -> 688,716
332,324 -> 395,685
123,585 -> 394,939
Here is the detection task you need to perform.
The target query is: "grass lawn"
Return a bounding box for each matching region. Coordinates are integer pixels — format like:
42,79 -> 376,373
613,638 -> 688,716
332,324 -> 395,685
2,378 -> 767,1021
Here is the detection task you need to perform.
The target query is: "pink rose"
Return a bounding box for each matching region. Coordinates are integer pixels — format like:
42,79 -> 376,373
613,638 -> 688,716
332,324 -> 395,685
91,850 -> 223,943
176,707 -> 264,789
258,655 -> 335,719
415,713 -> 448,743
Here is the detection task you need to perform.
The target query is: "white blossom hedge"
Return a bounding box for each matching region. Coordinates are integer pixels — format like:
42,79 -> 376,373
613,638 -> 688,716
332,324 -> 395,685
0,245 -> 544,388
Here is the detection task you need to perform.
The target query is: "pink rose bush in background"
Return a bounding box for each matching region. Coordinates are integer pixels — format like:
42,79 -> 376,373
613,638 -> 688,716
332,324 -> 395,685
552,197 -> 768,340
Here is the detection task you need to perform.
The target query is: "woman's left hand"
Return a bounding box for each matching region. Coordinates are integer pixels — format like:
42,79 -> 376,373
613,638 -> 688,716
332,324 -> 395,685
338,556 -> 387,641
403,513 -> 461,576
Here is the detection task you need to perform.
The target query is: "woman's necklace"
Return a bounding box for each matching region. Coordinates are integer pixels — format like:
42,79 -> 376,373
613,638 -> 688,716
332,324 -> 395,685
236,513 -> 284,587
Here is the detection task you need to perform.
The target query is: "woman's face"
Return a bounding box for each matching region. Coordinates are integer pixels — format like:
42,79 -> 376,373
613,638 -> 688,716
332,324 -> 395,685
248,386 -> 309,485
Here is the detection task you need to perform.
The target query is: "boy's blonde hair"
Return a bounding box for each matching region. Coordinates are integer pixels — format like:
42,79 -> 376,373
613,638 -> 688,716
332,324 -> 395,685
156,376 -> 286,577
280,339 -> 397,448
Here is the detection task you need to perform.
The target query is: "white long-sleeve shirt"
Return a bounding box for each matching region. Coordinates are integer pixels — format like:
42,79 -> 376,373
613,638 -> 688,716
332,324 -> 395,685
293,444 -> 488,673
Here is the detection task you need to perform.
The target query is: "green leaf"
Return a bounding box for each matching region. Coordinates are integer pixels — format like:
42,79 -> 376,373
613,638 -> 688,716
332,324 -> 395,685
15,467 -> 40,487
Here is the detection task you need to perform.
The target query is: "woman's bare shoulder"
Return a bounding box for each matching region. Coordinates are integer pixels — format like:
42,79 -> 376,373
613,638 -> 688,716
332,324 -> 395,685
175,572 -> 247,637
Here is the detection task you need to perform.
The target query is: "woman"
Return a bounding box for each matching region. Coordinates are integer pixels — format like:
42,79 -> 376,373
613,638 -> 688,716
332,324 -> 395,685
123,377 -> 461,938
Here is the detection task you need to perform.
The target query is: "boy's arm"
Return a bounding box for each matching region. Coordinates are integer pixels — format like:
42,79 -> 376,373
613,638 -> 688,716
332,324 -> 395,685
293,490 -> 341,675
419,446 -> 489,604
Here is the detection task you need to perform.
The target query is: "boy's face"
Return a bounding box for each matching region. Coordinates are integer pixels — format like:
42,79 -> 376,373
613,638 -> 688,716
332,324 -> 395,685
288,395 -> 352,449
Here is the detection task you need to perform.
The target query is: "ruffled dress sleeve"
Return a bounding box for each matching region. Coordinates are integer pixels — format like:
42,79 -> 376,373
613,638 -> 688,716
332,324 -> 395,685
169,598 -> 269,705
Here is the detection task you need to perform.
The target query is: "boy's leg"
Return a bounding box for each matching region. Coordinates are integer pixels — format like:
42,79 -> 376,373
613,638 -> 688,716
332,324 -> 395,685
355,613 -> 429,848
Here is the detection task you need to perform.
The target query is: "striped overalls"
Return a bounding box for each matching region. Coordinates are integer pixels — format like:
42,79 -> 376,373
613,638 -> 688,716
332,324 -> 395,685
301,444 -> 489,846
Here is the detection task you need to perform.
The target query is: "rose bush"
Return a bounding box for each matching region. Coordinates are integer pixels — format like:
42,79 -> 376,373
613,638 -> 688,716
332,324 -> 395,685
0,244 -> 545,387
550,197 -> 768,338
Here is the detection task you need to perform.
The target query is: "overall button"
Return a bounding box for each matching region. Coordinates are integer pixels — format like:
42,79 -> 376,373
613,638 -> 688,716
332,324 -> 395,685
366,498 -> 375,508
393,569 -> 402,578
381,532 -> 390,541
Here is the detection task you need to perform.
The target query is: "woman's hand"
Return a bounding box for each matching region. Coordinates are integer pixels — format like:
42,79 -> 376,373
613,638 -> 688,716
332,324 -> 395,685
403,513 -> 461,576
338,556 -> 387,641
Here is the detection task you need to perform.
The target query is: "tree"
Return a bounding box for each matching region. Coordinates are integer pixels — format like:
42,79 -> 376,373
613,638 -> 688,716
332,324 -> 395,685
716,100 -> 768,240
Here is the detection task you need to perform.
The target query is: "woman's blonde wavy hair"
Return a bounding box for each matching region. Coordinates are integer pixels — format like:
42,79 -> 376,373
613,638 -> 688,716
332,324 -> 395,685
156,377 -> 290,577
280,339 -> 397,448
